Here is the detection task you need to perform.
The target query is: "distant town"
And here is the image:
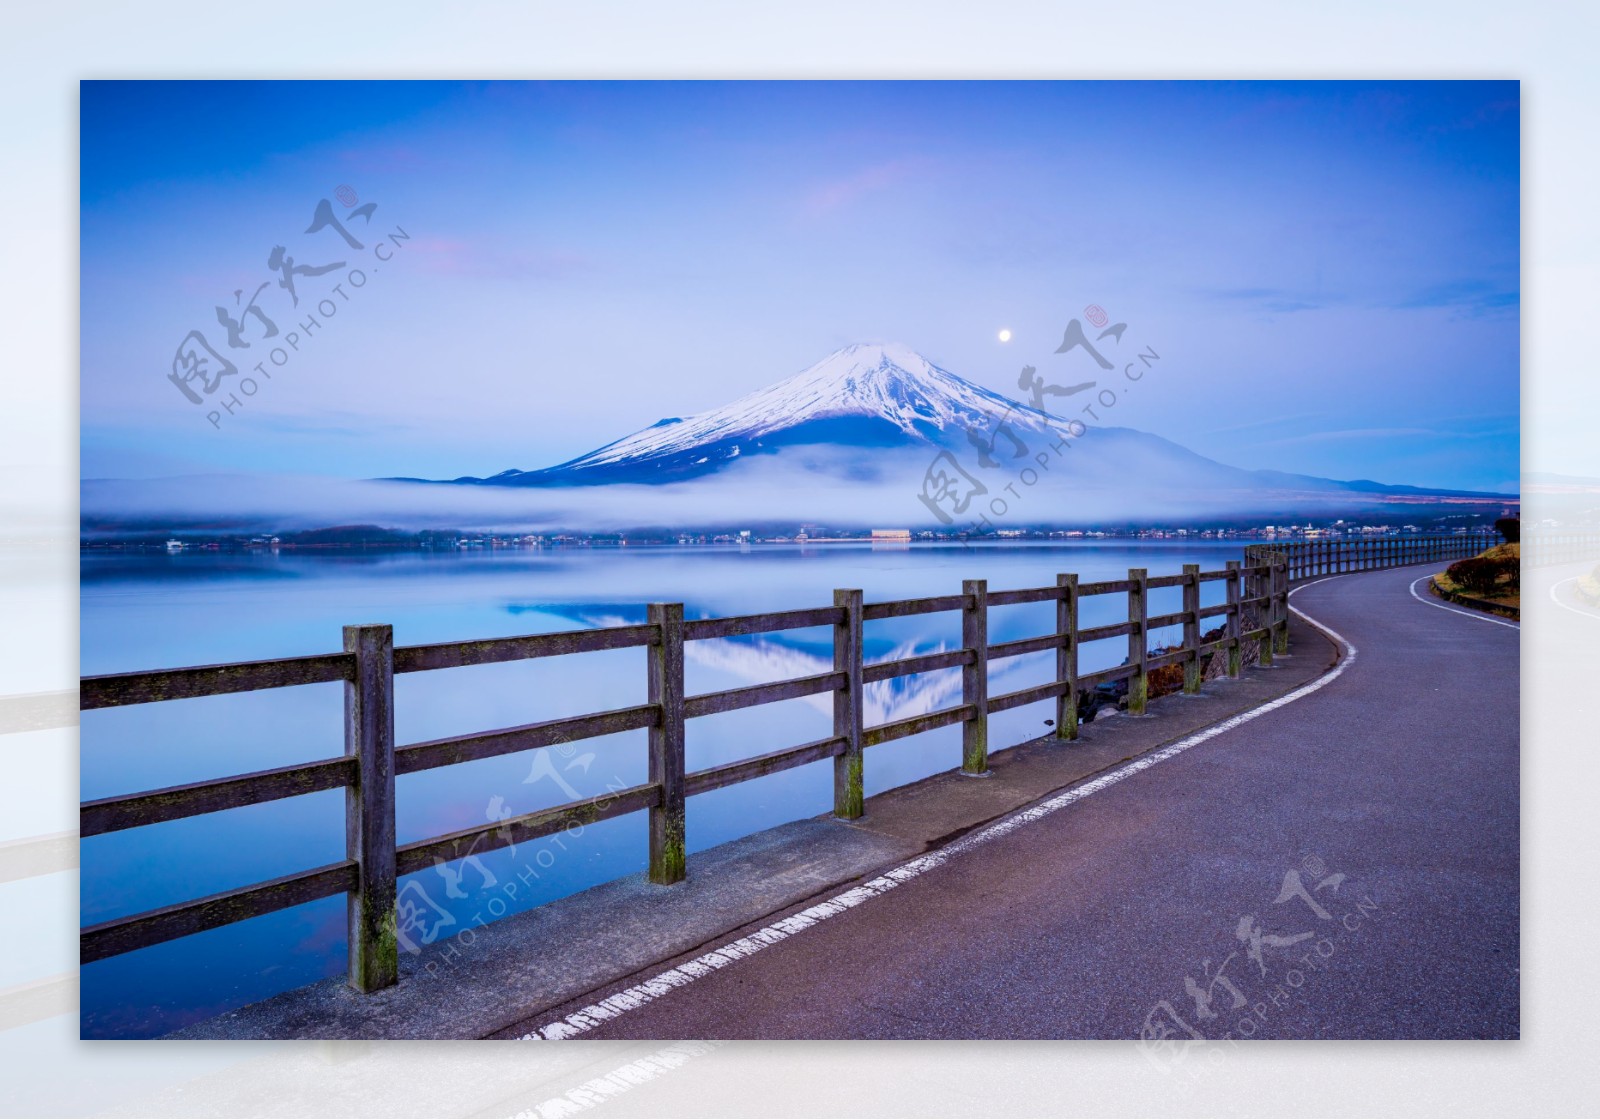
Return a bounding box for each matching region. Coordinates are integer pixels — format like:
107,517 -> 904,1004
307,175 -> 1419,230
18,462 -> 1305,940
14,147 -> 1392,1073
81,510 -> 1516,553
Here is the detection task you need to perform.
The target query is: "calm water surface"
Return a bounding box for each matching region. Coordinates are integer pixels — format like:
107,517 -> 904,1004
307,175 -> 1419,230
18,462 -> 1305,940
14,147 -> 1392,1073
80,539 -> 1260,1037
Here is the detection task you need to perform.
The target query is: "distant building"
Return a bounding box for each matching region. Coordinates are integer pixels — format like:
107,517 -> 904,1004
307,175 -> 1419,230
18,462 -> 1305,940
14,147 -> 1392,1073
871,529 -> 912,541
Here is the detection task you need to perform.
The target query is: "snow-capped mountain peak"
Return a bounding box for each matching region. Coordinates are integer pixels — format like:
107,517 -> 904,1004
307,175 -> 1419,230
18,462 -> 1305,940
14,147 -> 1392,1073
550,342 -> 1071,474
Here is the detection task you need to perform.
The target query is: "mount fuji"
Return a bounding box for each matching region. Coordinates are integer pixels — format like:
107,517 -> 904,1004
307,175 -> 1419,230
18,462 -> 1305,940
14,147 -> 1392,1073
83,343 -> 1511,536
433,342 -> 1492,507
452,342 -> 1076,488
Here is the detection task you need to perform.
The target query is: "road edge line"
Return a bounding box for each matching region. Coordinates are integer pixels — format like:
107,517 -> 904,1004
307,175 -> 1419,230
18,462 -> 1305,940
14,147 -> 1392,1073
1408,575 -> 1520,630
519,581 -> 1360,1041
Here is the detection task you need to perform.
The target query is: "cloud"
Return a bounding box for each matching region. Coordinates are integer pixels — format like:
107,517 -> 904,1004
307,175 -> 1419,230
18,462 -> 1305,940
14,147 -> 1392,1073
333,142 -> 434,173
1262,427 -> 1439,447
1200,412 -> 1325,437
1193,286 -> 1335,314
802,158 -> 927,216
404,235 -> 593,280
1394,280 -> 1518,317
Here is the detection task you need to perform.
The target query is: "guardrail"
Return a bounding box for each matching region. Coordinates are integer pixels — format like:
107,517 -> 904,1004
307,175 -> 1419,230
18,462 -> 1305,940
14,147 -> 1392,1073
81,557 -> 1298,990
1247,533 -> 1499,583
1522,531 -> 1600,568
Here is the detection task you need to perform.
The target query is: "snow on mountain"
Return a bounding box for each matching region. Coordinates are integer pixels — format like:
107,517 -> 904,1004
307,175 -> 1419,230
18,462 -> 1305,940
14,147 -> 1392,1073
429,342 -> 1504,513
83,340 -> 1512,535
475,343 -> 1077,486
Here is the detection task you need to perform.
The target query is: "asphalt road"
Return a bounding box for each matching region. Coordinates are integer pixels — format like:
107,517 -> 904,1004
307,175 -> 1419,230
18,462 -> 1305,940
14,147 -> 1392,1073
528,563 -> 1521,1040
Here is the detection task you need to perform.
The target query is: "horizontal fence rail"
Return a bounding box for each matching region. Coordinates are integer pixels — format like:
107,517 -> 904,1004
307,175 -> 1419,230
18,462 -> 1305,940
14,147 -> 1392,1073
1248,532 -> 1499,583
1522,531 -> 1600,569
79,536 -> 1489,987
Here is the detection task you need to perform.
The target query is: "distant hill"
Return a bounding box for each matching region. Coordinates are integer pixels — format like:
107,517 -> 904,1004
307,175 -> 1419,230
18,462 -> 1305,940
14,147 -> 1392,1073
415,342 -> 1507,504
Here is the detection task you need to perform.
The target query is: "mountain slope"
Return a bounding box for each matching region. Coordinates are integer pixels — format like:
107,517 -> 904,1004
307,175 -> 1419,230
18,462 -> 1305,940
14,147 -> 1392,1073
440,342 -> 1500,503
464,342 -> 1081,487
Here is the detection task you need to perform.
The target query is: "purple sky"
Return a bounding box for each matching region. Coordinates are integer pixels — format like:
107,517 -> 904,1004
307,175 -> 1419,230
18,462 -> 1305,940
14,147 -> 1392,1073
81,80 -> 1519,493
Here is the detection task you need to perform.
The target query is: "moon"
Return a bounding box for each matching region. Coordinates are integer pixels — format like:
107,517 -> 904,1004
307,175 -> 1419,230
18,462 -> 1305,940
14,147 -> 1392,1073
997,328 -> 1012,342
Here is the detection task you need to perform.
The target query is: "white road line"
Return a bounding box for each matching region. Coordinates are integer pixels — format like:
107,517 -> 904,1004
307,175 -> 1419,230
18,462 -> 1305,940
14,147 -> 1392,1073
1407,575 -> 1520,630
521,582 -> 1357,1041
1548,575 -> 1600,622
504,1041 -> 723,1119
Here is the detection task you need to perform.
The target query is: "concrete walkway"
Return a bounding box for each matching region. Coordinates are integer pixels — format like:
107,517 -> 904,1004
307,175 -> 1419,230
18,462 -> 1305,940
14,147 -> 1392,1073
512,563 -> 1520,1040
179,594 -> 1335,1040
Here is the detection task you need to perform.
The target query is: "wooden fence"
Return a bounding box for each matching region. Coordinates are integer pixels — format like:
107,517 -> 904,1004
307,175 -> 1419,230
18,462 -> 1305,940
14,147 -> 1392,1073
81,536 -> 1474,991
1248,532 -> 1498,582
1522,531 -> 1600,568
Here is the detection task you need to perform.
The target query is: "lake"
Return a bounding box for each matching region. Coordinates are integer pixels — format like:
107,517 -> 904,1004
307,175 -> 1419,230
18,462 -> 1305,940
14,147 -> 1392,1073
79,539 -> 1260,1037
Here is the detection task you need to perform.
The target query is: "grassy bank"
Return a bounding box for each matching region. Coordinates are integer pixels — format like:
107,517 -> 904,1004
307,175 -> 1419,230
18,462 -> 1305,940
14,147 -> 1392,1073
1433,541 -> 1520,616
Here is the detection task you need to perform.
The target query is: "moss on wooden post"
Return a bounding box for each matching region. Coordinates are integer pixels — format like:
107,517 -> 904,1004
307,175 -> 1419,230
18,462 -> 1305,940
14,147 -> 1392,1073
647,603 -> 687,885
1256,561 -> 1275,668
1127,568 -> 1148,714
1273,559 -> 1290,656
832,588 -> 864,818
1225,561 -> 1243,678
1057,573 -> 1079,739
961,579 -> 989,773
344,623 -> 397,994
1182,563 -> 1202,694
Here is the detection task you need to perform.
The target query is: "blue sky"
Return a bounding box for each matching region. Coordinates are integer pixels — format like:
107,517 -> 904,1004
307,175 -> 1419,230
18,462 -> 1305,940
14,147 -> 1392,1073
81,80 -> 1519,492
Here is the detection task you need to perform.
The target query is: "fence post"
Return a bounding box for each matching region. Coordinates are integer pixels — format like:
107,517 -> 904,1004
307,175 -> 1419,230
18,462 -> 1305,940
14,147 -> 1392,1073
647,602 -> 687,884
1225,561 -> 1243,677
1127,568 -> 1149,714
833,589 -> 864,819
1273,559 -> 1290,656
1182,563 -> 1202,694
1057,573 -> 1079,740
962,579 -> 989,774
344,623 -> 397,994
1255,560 -> 1275,668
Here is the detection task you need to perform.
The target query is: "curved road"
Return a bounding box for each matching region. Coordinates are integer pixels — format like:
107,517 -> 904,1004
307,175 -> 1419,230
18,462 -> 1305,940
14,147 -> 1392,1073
521,563 -> 1521,1040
